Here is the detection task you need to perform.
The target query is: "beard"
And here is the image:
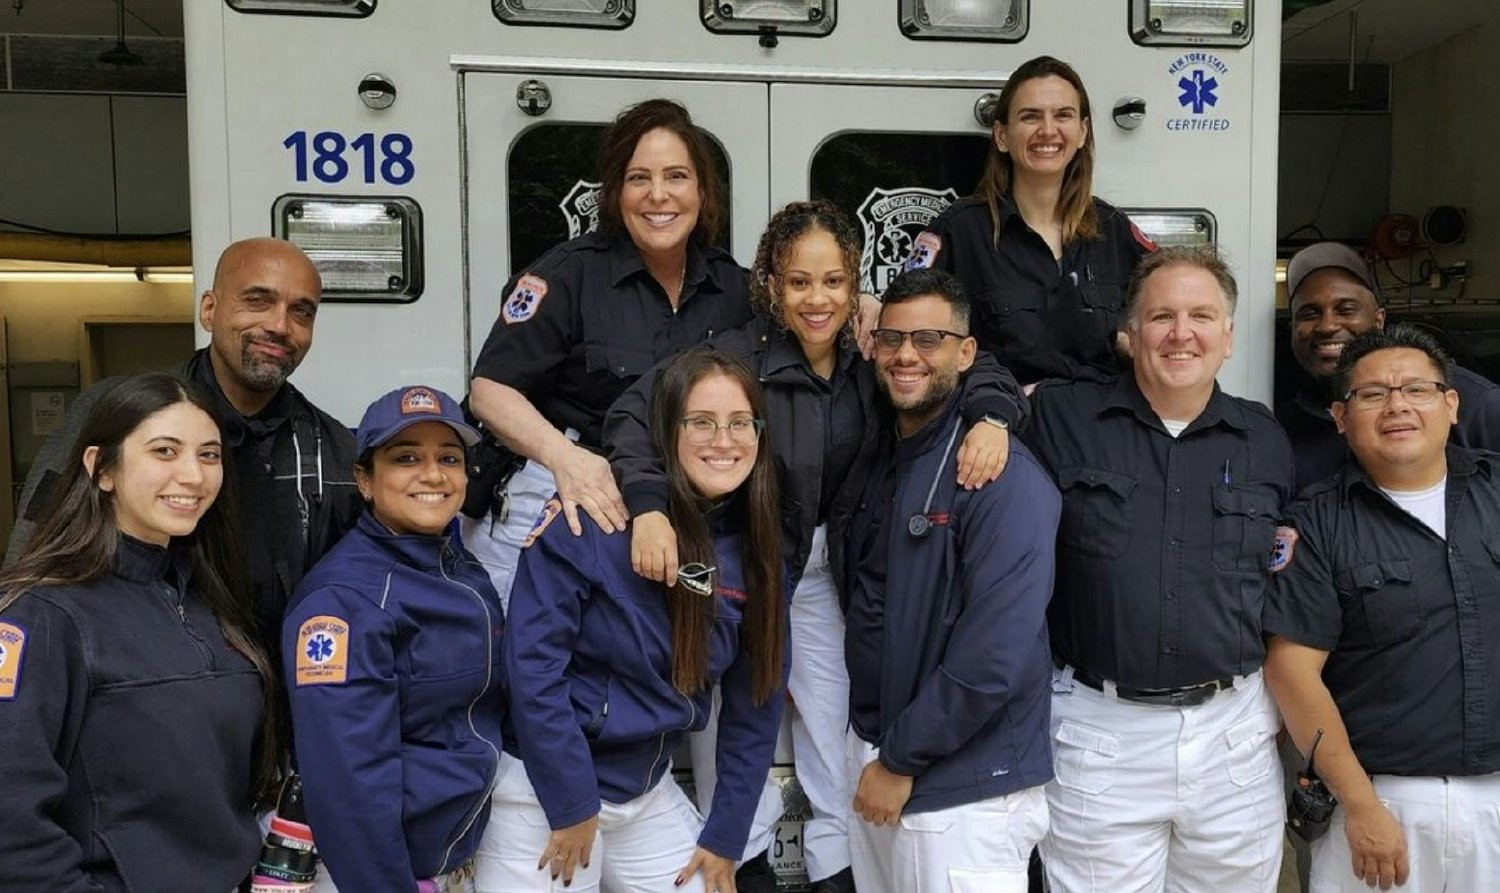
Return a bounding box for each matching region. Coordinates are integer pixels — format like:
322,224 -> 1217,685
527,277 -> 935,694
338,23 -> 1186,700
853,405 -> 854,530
237,334 -> 297,391
878,362 -> 960,419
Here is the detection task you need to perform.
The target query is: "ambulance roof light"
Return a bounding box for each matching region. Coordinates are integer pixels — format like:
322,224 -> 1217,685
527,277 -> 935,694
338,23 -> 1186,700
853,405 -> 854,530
226,0 -> 375,17
1131,0 -> 1252,47
701,0 -> 835,38
272,196 -> 424,303
493,0 -> 634,30
899,0 -> 1027,43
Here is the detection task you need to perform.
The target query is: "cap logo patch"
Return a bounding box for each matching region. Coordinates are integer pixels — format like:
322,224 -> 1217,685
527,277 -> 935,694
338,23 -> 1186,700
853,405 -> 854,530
903,231 -> 942,272
400,387 -> 442,416
522,497 -> 563,548
503,273 -> 549,325
1269,526 -> 1298,574
0,622 -> 26,700
295,615 -> 349,686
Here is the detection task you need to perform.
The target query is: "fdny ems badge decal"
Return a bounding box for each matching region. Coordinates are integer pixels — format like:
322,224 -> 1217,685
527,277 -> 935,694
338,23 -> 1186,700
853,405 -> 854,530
0,621 -> 27,700
904,231 -> 943,272
502,273 -> 549,325
400,387 -> 442,416
855,186 -> 957,293
559,179 -> 603,239
1269,526 -> 1298,574
523,497 -> 563,548
295,615 -> 350,686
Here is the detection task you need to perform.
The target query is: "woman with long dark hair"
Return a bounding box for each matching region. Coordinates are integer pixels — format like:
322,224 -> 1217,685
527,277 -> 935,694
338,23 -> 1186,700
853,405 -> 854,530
903,55 -> 1156,388
475,347 -> 788,893
0,372 -> 276,891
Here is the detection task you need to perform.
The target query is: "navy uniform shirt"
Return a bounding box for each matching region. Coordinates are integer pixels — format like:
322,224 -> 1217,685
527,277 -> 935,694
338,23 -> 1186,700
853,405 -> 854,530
1279,365 -> 1500,494
904,196 -> 1153,385
1264,446 -> 1500,778
1023,375 -> 1294,689
472,231 -> 753,449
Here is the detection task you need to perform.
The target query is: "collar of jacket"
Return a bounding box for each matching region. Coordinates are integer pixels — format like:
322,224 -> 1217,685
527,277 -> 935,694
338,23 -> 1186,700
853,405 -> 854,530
605,231 -> 723,296
756,317 -> 858,383
114,532 -> 194,589
1292,375 -> 1337,421
1339,442 -> 1493,500
355,509 -> 463,571
1099,373 -> 1250,435
182,348 -> 295,448
892,390 -> 965,463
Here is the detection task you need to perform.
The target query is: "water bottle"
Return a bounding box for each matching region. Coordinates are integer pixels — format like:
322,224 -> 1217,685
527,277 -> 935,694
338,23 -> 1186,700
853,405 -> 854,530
250,773 -> 319,892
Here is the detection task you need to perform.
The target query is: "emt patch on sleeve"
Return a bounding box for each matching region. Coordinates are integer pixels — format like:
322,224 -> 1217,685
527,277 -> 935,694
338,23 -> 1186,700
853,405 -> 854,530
903,231 -> 942,271
1268,526 -> 1298,574
295,615 -> 350,686
0,621 -> 27,700
502,273 -> 549,325
522,497 -> 563,548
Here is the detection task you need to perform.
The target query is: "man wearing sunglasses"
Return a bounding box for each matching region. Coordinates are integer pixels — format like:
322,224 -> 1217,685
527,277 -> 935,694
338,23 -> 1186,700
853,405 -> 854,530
837,268 -> 1059,893
1264,324 -> 1500,892
1024,246 -> 1293,893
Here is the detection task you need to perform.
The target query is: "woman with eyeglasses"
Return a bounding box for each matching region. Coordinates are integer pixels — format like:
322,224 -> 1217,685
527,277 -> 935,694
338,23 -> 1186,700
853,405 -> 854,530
898,55 -> 1155,389
604,200 -> 1028,892
474,347 -> 789,893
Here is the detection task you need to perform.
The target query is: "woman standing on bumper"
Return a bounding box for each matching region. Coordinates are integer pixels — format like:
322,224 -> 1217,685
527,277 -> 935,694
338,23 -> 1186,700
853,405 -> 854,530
0,372 -> 275,892
476,347 -> 788,893
465,98 -> 753,608
902,55 -> 1155,388
608,200 -> 1027,892
285,386 -> 504,893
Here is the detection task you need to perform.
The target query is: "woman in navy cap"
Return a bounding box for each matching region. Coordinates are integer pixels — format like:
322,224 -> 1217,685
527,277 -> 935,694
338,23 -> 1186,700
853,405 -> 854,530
285,385 -> 505,893
474,347 -> 788,893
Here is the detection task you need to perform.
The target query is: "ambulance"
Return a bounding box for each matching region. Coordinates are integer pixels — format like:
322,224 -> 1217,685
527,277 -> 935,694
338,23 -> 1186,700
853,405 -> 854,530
185,1 -> 1281,884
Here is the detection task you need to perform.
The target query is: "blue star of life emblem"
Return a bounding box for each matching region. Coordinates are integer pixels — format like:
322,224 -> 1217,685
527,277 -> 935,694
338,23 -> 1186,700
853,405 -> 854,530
306,633 -> 335,663
1178,70 -> 1219,115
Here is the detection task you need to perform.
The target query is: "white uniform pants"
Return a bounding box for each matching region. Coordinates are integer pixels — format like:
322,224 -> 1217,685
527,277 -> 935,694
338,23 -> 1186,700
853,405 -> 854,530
459,457 -> 556,612
687,525 -> 852,880
473,753 -> 709,893
1310,772 -> 1500,892
845,732 -> 1048,893
1041,667 -> 1284,893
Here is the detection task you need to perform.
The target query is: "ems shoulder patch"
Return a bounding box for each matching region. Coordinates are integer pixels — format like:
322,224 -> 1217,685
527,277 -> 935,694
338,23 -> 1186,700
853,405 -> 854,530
0,621 -> 27,700
1130,221 -> 1159,253
522,497 -> 563,548
295,615 -> 350,686
904,231 -> 942,271
400,387 -> 442,415
1268,526 -> 1298,574
502,273 -> 549,325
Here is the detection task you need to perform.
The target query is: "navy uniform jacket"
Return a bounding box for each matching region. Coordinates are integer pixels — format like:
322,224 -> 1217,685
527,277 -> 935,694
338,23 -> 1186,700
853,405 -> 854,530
507,502 -> 789,860
838,396 -> 1059,814
1265,446 -> 1500,777
283,512 -> 505,893
904,196 -> 1153,384
604,316 -> 1029,586
0,537 -> 263,892
471,231 -> 753,449
1278,365 -> 1500,494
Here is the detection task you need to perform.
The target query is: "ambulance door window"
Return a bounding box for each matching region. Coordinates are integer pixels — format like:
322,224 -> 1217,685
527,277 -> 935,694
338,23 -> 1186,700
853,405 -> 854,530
809,132 -> 987,293
507,124 -> 732,269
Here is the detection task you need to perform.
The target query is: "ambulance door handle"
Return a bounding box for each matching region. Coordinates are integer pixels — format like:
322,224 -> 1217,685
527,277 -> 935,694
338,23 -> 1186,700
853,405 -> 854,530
516,80 -> 553,117
1113,97 -> 1147,131
974,93 -> 1000,128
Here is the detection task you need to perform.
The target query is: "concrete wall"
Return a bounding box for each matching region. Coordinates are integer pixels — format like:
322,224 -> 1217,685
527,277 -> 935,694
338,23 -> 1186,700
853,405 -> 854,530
1389,16 -> 1500,299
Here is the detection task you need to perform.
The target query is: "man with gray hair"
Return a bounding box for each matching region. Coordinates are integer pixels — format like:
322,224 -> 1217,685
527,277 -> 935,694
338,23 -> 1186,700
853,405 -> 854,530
1023,247 -> 1294,892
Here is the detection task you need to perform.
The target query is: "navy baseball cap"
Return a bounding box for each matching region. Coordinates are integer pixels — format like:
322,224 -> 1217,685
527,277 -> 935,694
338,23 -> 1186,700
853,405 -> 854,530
355,385 -> 481,456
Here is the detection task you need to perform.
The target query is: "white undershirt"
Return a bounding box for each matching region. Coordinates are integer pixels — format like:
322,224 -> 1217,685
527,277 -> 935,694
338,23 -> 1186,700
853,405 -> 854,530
1161,419 -> 1191,438
1378,479 -> 1447,539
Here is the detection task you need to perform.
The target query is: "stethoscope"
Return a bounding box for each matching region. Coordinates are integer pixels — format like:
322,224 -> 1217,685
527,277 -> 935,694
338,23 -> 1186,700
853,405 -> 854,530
907,420 -> 963,540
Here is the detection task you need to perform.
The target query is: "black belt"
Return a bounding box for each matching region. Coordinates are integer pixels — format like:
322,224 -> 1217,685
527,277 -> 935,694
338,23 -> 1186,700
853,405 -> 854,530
1063,663 -> 1235,708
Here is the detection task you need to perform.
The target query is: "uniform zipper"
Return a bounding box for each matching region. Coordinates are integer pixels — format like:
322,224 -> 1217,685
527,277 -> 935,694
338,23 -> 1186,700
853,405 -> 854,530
436,546 -> 503,873
166,584 -> 215,668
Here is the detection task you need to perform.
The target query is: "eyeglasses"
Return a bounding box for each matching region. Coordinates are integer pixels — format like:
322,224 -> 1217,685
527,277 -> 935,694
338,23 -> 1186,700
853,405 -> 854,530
679,416 -> 764,446
1341,380 -> 1450,410
870,328 -> 966,354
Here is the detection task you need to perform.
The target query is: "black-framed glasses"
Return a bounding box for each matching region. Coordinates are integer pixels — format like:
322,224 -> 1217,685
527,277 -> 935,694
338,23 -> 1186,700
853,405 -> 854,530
870,328 -> 966,354
679,416 -> 764,446
1341,380 -> 1450,410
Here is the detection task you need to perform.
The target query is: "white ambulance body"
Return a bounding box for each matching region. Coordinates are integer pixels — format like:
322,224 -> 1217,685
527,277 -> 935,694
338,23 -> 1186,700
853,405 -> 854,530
185,0 -> 1280,426
185,1 -> 1279,883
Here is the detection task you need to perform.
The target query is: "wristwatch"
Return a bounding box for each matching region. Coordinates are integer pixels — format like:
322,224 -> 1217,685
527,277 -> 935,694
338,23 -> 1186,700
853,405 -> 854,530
979,415 -> 1009,431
